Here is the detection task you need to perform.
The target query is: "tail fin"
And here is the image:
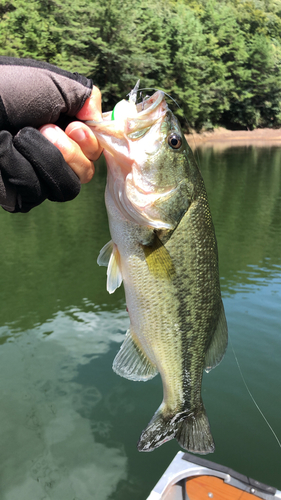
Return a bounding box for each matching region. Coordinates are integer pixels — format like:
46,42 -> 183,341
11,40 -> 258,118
176,411 -> 215,454
137,406 -> 215,454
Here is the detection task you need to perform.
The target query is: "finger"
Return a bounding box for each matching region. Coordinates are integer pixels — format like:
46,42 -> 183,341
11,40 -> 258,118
40,124 -> 95,184
76,86 -> 102,121
65,121 -> 103,162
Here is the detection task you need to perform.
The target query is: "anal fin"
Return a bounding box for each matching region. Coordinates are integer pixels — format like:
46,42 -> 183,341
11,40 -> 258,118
113,329 -> 158,381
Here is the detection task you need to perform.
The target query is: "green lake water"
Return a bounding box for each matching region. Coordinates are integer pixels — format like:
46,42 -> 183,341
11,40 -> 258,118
0,144 -> 280,499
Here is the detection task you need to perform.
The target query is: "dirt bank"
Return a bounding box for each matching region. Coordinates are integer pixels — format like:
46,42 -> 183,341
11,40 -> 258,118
185,127 -> 281,150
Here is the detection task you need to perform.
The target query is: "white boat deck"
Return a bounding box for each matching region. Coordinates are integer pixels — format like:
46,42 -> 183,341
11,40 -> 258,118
147,451 -> 281,500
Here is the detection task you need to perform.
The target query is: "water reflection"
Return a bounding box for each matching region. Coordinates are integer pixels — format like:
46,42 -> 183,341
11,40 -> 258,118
0,309 -> 128,500
197,146 -> 281,290
226,261 -> 281,294
0,147 -> 280,498
197,145 -> 281,490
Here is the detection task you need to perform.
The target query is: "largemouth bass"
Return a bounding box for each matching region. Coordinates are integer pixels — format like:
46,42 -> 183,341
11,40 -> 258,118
87,88 -> 228,454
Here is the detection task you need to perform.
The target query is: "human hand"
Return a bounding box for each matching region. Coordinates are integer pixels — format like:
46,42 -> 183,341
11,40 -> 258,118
0,57 -> 102,213
40,86 -> 102,184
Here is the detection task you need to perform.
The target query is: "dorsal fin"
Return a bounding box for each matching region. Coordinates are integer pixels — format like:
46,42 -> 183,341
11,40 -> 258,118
204,303 -> 228,373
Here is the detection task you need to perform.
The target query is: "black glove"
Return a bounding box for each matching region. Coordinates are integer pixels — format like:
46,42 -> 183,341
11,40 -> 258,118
0,57 -> 93,212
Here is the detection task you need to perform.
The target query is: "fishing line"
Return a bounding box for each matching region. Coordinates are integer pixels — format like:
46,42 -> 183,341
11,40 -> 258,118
229,335 -> 281,449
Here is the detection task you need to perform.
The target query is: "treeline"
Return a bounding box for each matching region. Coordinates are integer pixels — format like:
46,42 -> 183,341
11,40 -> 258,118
1,0 -> 281,130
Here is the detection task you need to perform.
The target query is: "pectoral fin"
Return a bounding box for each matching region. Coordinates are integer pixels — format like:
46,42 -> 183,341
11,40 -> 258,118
113,328 -> 158,381
204,303 -> 228,373
97,240 -> 123,294
143,235 -> 175,279
97,240 -> 114,266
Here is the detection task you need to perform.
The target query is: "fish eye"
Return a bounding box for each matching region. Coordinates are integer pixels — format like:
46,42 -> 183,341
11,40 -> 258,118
167,133 -> 182,149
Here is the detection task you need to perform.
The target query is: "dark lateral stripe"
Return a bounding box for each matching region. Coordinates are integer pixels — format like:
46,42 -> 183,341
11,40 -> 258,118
172,198 -> 220,411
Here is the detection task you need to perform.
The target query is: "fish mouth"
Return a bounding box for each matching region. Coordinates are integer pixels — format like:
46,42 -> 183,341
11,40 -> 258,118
85,90 -> 168,138
126,91 -> 168,136
86,90 -> 177,230
85,90 -> 170,177
135,90 -> 167,117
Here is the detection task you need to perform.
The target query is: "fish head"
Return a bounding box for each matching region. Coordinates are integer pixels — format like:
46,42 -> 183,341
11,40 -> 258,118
87,90 -> 198,229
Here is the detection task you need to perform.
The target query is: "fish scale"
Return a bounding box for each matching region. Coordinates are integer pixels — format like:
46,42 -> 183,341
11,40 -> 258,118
88,89 -> 228,454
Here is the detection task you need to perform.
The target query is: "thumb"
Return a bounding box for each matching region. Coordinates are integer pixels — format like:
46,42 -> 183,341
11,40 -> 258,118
76,86 -> 102,121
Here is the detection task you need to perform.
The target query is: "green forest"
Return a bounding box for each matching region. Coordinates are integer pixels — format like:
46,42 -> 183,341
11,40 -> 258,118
1,0 -> 281,130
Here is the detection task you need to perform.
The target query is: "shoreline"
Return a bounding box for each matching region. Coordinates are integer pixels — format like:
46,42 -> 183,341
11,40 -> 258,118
185,127 -> 281,150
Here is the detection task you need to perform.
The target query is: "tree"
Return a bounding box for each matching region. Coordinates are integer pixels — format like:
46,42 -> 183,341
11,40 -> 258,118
1,0 -> 281,129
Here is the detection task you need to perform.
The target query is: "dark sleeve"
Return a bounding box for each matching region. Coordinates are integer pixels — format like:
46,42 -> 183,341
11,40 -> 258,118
0,129 -> 81,212
0,57 -> 94,212
0,56 -> 93,133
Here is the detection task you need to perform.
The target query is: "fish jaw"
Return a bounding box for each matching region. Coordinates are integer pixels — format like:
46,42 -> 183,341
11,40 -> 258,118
88,89 -> 195,232
88,91 -> 177,229
86,90 -> 168,176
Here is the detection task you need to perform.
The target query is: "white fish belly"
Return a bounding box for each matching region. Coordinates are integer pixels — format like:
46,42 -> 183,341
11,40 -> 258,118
106,191 -> 185,411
